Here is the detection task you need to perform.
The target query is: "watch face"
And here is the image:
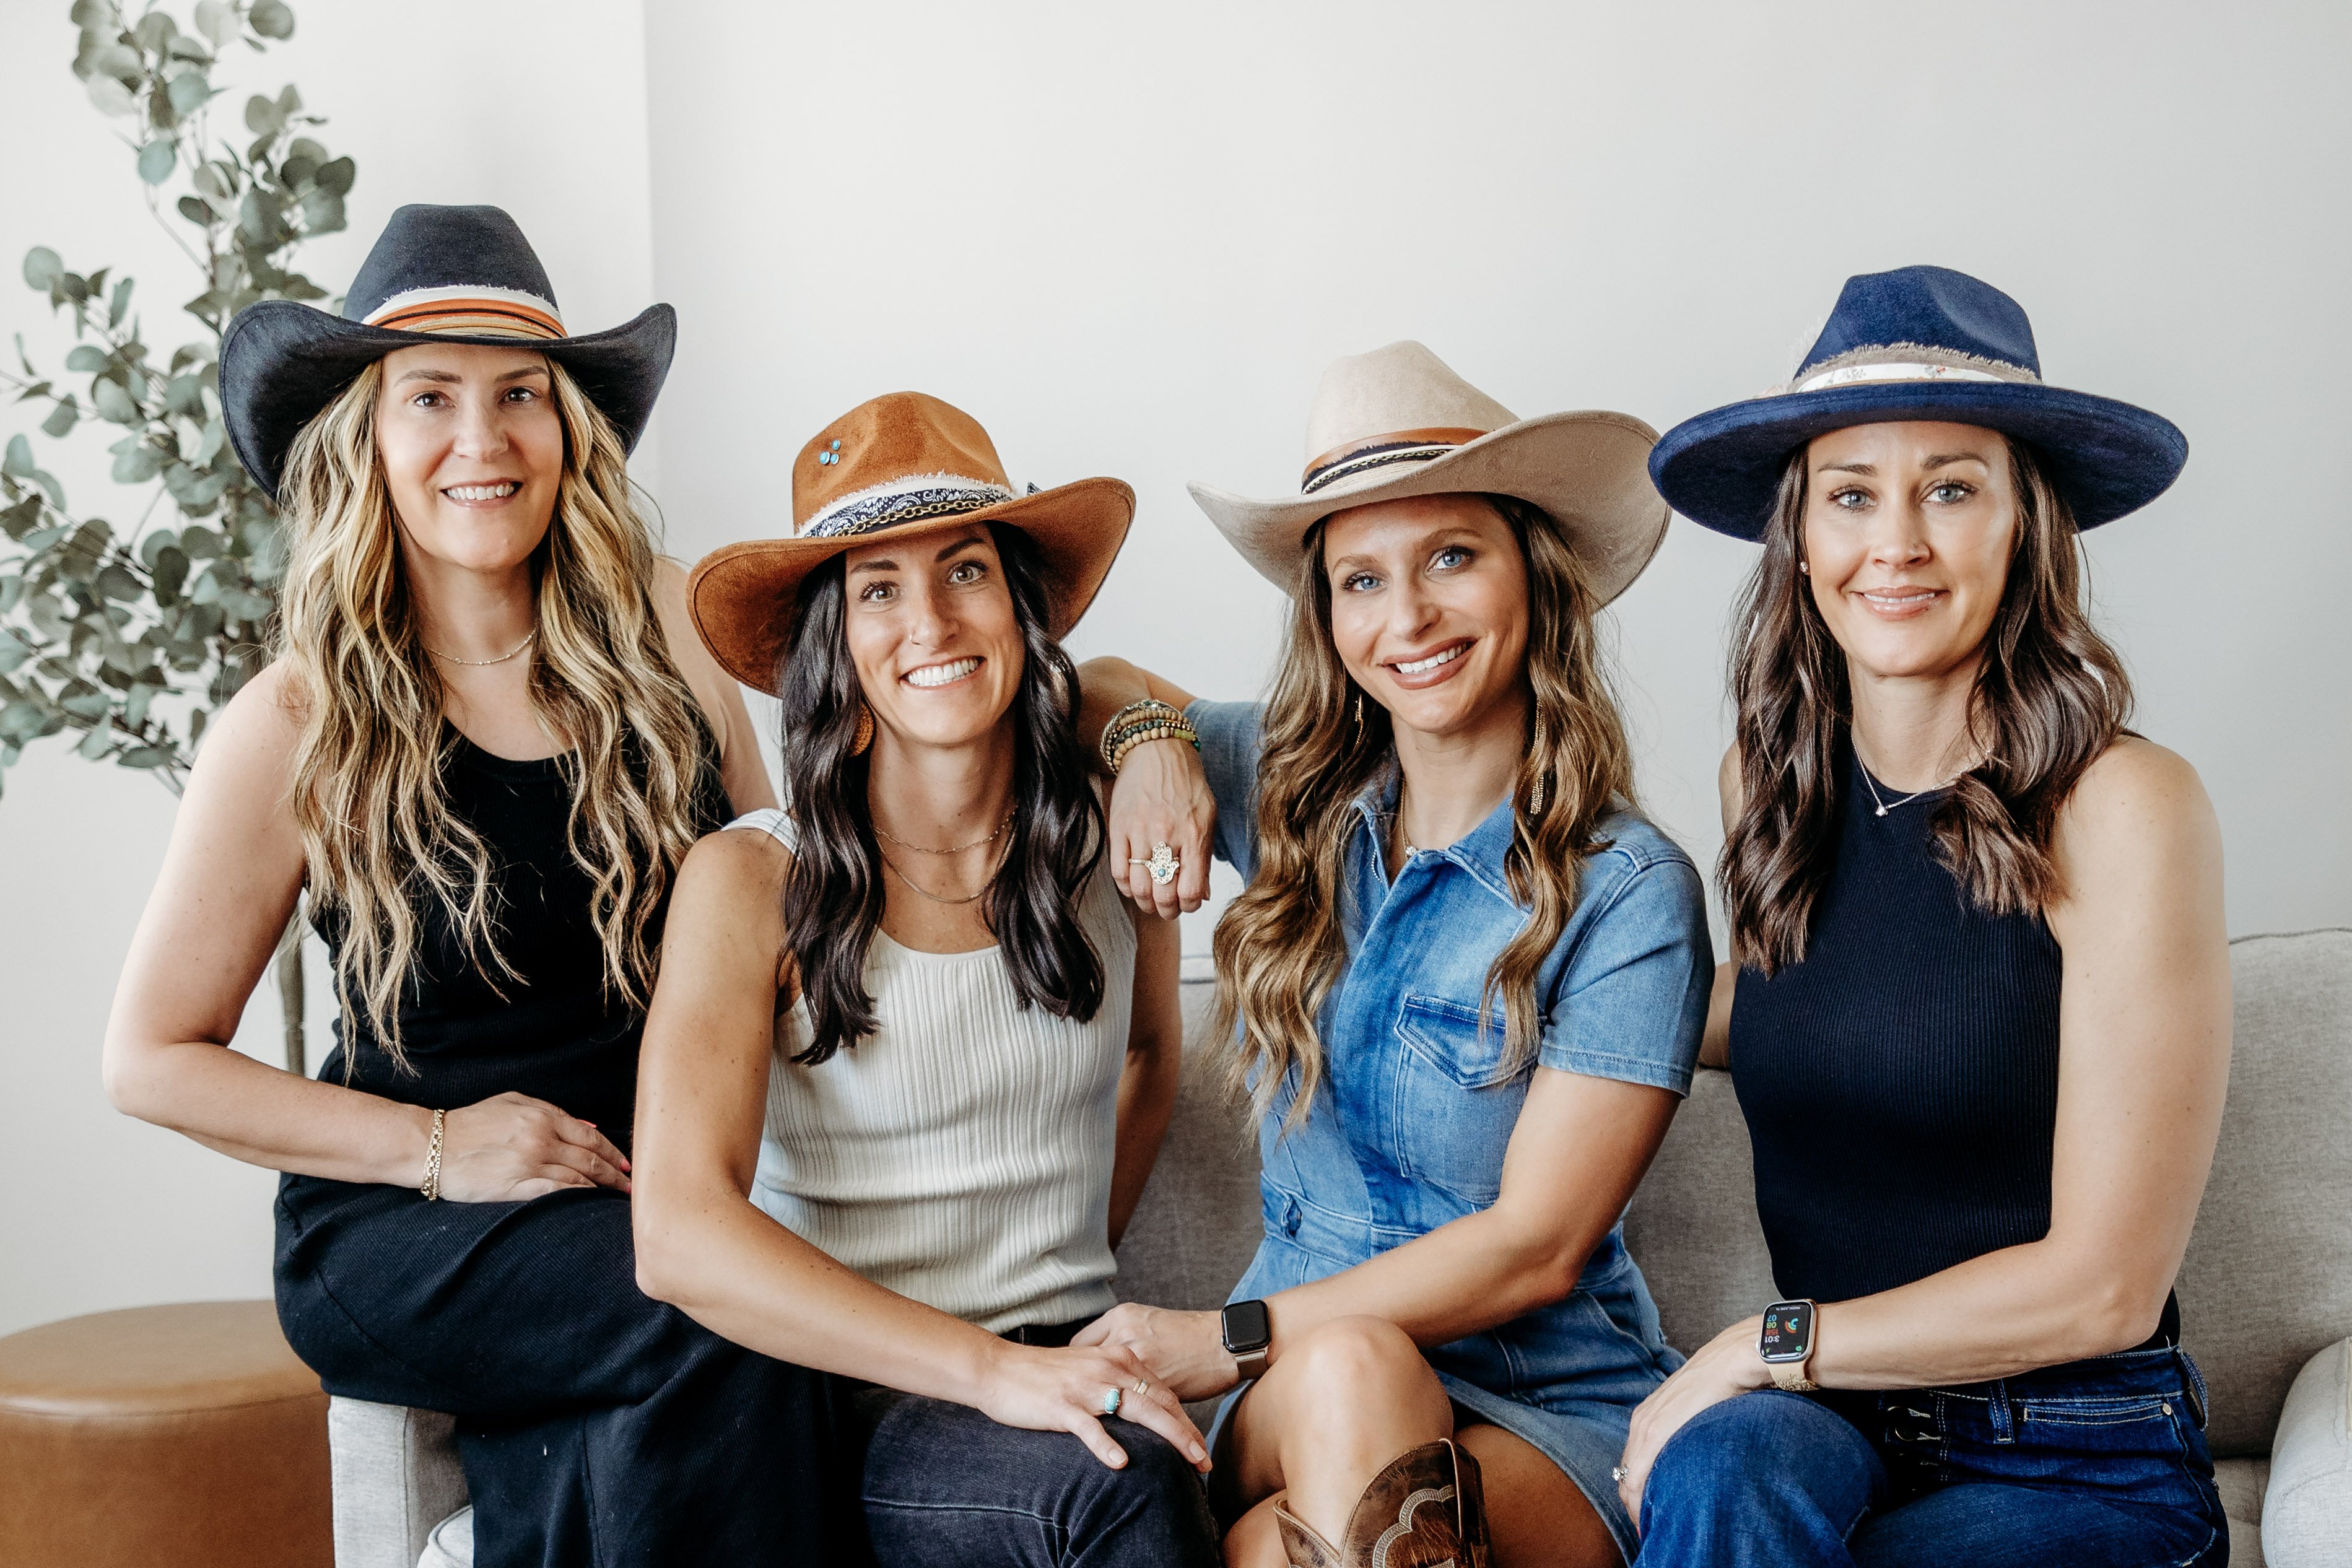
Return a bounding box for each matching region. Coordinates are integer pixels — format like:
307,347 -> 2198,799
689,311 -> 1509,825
1759,1300 -> 1814,1362
1222,1299 -> 1272,1354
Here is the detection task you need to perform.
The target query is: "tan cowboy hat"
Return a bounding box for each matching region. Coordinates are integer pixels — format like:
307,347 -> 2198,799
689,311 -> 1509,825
1188,341 -> 1668,603
689,391 -> 1135,695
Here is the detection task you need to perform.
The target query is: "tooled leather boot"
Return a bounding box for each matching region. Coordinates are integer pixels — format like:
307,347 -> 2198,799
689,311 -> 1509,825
1273,1437 -> 1491,1568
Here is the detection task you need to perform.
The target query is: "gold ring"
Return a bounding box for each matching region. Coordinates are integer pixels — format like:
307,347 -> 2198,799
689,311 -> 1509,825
1131,1378 -> 1151,1396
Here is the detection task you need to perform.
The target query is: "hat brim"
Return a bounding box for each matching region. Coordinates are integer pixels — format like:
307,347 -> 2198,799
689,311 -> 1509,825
1187,410 -> 1670,606
687,477 -> 1136,697
1649,380 -> 2188,541
219,299 -> 677,499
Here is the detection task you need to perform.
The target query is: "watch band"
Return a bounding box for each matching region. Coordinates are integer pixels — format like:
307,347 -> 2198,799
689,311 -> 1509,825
1768,1359 -> 1820,1393
1760,1298 -> 1820,1392
1231,1343 -> 1269,1380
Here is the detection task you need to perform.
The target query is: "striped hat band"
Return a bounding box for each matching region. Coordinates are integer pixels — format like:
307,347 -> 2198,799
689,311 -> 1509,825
1300,425 -> 1491,495
362,284 -> 567,342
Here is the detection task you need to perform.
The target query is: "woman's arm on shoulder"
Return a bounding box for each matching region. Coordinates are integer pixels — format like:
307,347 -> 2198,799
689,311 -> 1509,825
1076,656 -> 1214,918
1107,900 -> 1183,1248
651,555 -> 777,815
102,663 -> 435,1183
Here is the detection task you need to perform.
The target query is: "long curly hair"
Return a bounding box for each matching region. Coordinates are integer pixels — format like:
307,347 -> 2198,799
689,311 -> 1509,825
1208,495 -> 1636,1130
775,523 -> 1107,1065
275,358 -> 710,1071
1720,438 -> 2132,973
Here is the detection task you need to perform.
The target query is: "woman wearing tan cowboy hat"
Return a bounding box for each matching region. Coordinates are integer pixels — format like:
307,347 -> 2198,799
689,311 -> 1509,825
1073,343 -> 1712,1567
628,393 -> 1220,1566
103,204 -> 858,1563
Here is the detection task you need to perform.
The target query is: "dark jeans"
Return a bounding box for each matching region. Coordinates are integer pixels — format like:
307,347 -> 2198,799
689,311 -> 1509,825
276,1176 -> 869,1568
1636,1346 -> 2228,1567
853,1383 -> 1221,1567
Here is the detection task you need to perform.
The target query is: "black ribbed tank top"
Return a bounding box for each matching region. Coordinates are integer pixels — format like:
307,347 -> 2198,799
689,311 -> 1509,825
1730,746 -> 2177,1341
311,725 -> 728,1156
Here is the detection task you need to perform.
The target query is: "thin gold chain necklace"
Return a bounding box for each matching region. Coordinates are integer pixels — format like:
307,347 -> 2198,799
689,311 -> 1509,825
424,628 -> 536,667
878,840 -> 1008,905
871,808 -> 1014,856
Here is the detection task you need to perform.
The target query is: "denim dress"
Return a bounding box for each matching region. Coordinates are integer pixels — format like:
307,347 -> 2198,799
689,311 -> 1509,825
1188,702 -> 1712,1557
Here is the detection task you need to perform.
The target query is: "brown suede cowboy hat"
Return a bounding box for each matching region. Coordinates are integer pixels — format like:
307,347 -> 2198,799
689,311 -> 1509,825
689,392 -> 1135,695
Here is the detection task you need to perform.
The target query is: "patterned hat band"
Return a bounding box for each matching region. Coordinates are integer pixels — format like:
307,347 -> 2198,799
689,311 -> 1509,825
798,472 -> 1019,541
1785,342 -> 2042,396
1299,425 -> 1491,495
361,284 -> 567,342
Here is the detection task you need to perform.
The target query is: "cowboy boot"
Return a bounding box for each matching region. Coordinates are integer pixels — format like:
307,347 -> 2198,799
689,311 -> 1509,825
1272,1438 -> 1491,1568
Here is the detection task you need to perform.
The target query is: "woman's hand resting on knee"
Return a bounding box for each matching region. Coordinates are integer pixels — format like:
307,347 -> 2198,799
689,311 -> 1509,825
977,1339 -> 1212,1473
1071,1303 -> 1235,1403
434,1091 -> 632,1201
1616,1313 -> 1766,1527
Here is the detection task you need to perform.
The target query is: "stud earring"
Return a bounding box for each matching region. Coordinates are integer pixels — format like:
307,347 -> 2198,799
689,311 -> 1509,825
1799,559 -> 1811,575
850,705 -> 874,756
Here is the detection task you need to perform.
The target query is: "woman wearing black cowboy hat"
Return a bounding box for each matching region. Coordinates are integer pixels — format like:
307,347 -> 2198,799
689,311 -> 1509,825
1617,266 -> 2231,1566
103,205 -> 864,1565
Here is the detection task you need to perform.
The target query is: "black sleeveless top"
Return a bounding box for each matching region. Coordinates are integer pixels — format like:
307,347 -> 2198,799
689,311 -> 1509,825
312,726 -> 730,1156
1730,746 -> 2177,1341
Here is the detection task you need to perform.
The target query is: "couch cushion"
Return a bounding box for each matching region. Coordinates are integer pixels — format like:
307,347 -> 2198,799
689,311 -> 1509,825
1112,980 -> 1261,1313
2261,1336 -> 2352,1568
2180,930 -> 2352,1457
1623,1066 -> 1775,1355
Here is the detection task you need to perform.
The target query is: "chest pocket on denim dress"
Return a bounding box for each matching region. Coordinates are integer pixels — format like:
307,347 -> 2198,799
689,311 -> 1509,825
1391,993 -> 1533,1205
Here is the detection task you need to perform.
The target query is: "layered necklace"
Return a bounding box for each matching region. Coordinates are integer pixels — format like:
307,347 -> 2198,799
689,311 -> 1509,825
872,808 -> 1016,905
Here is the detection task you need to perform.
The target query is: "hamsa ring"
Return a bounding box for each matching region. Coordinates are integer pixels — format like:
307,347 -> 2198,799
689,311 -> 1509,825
1142,843 -> 1178,886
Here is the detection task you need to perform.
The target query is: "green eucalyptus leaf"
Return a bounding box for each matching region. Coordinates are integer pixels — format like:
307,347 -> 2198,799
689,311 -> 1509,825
0,701 -> 48,743
179,523 -> 222,559
77,715 -> 115,758
110,276 -> 135,328
1,496 -> 39,539
118,744 -> 178,769
87,73 -> 138,117
92,377 -> 141,424
111,443 -> 162,483
298,189 -> 344,234
0,631 -> 25,674
177,194 -> 215,225
134,12 -> 178,53
287,136 -> 326,164
92,43 -> 144,87
194,417 -> 227,464
249,1 -> 297,41
41,398 -> 79,438
151,544 -> 190,604
68,1 -> 111,32
2,434 -> 32,477
193,160 -> 236,204
137,135 -> 178,183
23,247 -> 64,291
146,79 -> 179,133
96,564 -> 144,601
167,37 -> 213,64
277,84 -> 302,116
194,0 -> 238,48
311,154 -> 354,196
165,71 -> 214,118
139,529 -> 177,567
244,94 -> 282,135
66,345 -> 109,373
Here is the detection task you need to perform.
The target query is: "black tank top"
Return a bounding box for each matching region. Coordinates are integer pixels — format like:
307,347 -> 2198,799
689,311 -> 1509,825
1730,746 -> 2177,1340
312,726 -> 730,1155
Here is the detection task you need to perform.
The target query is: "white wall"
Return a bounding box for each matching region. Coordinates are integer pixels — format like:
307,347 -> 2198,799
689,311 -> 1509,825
0,0 -> 658,1337
6,0 -> 2348,1336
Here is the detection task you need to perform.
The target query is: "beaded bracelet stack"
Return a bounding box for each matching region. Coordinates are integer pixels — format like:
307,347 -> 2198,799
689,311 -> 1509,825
1099,697 -> 1199,774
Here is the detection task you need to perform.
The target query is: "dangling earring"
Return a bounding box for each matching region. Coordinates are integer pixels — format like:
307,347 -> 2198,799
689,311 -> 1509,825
1350,689 -> 1364,738
1528,768 -> 1549,817
850,705 -> 874,756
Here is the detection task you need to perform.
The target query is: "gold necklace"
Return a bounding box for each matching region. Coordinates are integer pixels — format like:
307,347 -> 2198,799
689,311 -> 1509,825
878,843 -> 1005,905
871,808 -> 1014,856
424,628 -> 536,667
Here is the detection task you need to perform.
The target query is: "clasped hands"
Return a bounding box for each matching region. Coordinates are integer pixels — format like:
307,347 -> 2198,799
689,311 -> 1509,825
1073,1302 -> 1242,1404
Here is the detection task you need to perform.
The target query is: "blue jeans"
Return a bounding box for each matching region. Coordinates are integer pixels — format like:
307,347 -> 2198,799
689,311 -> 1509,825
1637,1347 -> 2228,1567
853,1385 -> 1221,1567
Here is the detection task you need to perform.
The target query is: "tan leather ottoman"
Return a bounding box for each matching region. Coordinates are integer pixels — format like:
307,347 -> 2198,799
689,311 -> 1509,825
0,1300 -> 331,1567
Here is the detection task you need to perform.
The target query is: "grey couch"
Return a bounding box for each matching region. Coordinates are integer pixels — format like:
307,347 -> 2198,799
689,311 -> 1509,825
333,929 -> 2352,1567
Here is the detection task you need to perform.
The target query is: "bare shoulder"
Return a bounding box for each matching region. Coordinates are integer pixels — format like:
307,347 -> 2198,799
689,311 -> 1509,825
1716,743 -> 1743,834
2058,736 -> 2218,850
185,658 -> 304,795
676,820 -> 791,906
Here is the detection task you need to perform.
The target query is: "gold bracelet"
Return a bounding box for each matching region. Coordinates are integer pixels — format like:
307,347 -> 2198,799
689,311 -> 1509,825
420,1108 -> 446,1202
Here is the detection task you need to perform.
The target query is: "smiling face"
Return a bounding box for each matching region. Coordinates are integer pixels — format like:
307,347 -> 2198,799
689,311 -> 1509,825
373,341 -> 565,574
840,522 -> 1026,751
1321,492 -> 1530,743
1801,421 -> 2020,684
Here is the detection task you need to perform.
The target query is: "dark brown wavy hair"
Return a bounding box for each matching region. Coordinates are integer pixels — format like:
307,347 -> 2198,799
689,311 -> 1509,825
1720,438 -> 2132,973
774,523 -> 1106,1065
1208,495 -> 1636,1129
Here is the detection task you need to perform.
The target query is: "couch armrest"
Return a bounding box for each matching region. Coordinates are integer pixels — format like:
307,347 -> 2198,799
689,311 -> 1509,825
328,1396 -> 469,1568
2263,1338 -> 2352,1568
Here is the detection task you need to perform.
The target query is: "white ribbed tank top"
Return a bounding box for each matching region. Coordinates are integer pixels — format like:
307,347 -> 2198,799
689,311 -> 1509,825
731,809 -> 1135,1333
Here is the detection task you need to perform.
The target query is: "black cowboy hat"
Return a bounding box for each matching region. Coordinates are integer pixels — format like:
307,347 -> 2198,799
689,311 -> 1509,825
219,204 -> 674,499
1650,266 -> 2187,540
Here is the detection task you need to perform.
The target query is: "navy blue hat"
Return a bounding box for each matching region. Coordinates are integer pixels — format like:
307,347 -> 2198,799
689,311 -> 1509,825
220,204 -> 675,498
1649,266 -> 2186,539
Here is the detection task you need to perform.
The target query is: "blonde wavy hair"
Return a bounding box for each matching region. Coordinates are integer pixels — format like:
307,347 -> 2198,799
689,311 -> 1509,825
1208,495 -> 1637,1130
275,357 -> 708,1071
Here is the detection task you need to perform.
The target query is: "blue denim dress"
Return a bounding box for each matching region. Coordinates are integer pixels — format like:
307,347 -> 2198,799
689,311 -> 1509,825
1188,702 -> 1712,1557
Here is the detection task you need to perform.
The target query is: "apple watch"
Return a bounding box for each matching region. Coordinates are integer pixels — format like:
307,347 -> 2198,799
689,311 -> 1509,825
1758,1299 -> 1819,1392
1221,1299 -> 1272,1380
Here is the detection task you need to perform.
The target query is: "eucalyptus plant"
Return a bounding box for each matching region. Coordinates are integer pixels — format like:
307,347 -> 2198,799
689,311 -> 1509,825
1,0 -> 352,1071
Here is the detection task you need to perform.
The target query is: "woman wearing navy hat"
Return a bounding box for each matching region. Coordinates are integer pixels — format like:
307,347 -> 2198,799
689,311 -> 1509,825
1618,267 -> 2231,1566
103,206 -> 863,1564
